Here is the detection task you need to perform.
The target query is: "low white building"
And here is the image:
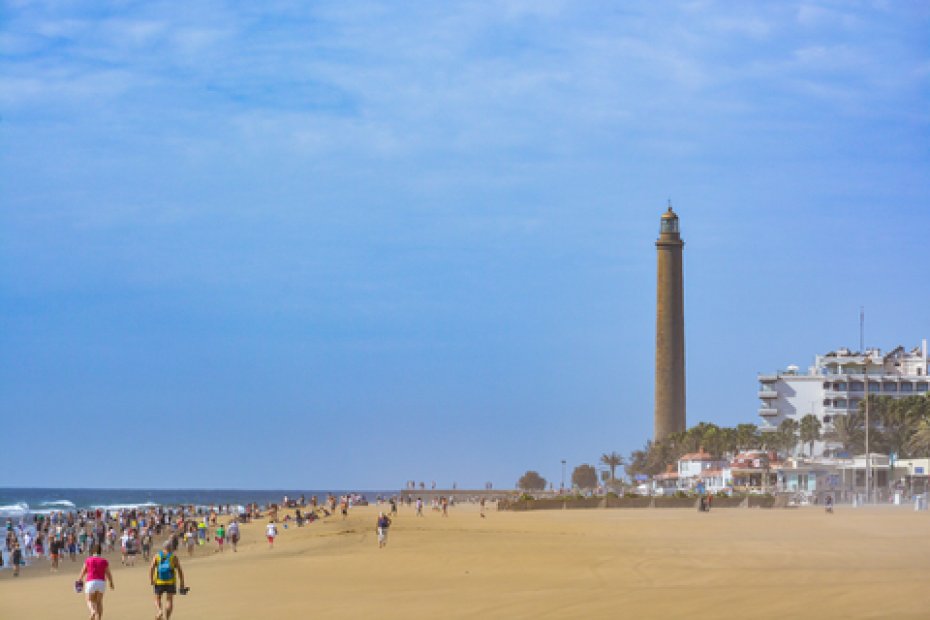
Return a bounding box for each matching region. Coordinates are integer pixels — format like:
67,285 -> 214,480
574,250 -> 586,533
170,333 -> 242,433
652,451 -> 732,495
758,342 -> 929,456
677,450 -> 730,493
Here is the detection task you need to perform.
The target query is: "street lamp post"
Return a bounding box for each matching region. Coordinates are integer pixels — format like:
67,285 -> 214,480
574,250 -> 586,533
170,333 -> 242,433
864,360 -> 871,504
561,460 -> 566,494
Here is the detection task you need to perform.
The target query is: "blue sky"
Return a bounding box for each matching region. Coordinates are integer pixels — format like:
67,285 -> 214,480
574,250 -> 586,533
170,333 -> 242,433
1,0 -> 928,489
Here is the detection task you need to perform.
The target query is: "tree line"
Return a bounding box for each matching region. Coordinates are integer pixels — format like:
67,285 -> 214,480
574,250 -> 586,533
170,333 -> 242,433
625,395 -> 930,478
516,394 -> 930,490
517,452 -> 626,491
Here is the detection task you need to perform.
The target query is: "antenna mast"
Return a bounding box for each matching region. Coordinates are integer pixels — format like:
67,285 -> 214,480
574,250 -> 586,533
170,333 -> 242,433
860,306 -> 865,352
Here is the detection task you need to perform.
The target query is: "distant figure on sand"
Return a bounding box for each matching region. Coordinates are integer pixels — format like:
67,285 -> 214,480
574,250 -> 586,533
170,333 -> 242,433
416,498 -> 424,517
151,540 -> 186,620
227,520 -> 240,552
78,543 -> 114,620
480,498 -> 486,518
376,512 -> 391,548
11,542 -> 22,577
266,521 -> 278,548
825,495 -> 834,514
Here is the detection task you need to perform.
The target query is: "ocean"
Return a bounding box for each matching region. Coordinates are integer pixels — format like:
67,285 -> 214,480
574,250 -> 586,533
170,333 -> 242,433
0,487 -> 395,519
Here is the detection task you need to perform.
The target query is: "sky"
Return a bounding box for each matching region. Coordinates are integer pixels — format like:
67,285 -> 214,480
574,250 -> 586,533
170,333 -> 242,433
1,0 -> 928,490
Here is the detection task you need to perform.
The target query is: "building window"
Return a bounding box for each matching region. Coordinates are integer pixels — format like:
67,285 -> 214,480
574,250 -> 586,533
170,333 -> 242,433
850,381 -> 864,391
901,383 -> 914,393
883,383 -> 898,392
917,383 -> 928,393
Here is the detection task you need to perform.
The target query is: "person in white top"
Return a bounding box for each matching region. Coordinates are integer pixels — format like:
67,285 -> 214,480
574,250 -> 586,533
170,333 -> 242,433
227,520 -> 240,553
23,532 -> 33,558
120,532 -> 131,565
265,521 -> 278,549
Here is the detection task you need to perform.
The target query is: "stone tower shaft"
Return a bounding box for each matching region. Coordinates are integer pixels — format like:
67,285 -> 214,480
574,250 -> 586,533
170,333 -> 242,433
655,205 -> 686,441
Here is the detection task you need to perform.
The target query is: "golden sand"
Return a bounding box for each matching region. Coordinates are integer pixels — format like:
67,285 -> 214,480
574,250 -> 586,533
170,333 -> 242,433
3,503 -> 930,619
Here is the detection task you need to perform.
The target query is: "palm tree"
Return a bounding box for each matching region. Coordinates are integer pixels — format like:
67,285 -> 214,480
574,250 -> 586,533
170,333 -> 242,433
720,427 -> 738,456
735,424 -> 760,452
599,452 -> 624,481
826,411 -> 865,456
906,418 -> 930,456
799,414 -> 822,457
886,396 -> 925,458
626,446 -> 650,479
777,418 -> 800,458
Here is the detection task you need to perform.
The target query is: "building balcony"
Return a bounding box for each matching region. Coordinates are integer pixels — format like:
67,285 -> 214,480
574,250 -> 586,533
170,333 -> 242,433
759,374 -> 778,383
758,390 -> 778,399
759,408 -> 779,417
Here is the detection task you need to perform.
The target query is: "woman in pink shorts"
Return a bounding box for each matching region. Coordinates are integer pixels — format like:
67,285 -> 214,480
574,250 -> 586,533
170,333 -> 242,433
77,543 -> 115,620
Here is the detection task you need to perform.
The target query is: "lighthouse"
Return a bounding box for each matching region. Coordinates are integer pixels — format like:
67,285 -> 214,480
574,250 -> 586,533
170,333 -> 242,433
654,204 -> 686,441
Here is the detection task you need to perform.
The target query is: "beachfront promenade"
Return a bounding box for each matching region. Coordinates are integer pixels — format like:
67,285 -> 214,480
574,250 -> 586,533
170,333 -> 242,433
398,489 -> 517,502
4,502 -> 930,619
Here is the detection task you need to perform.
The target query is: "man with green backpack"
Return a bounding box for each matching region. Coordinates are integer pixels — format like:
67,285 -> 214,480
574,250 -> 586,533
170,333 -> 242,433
150,539 -> 187,619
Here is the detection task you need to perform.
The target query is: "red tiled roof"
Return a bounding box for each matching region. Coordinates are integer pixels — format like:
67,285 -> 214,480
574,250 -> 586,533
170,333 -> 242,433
680,451 -> 715,461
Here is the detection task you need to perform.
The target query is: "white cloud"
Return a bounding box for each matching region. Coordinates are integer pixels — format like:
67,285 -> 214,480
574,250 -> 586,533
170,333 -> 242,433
797,3 -> 859,29
705,15 -> 772,39
792,44 -> 867,71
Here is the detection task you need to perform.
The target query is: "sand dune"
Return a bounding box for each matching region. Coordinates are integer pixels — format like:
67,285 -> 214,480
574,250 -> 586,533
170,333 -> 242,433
3,503 -> 930,619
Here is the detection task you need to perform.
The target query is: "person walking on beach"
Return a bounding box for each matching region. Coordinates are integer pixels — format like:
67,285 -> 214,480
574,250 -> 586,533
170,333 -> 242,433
416,498 -> 424,517
49,535 -> 62,571
151,540 -> 186,620
120,529 -> 131,565
266,520 -> 278,549
227,519 -> 239,553
67,532 -> 78,562
215,523 -> 225,553
479,497 -> 486,518
184,529 -> 195,557
11,541 -> 22,577
142,529 -> 153,561
22,530 -> 33,559
78,543 -> 115,620
376,512 -> 391,549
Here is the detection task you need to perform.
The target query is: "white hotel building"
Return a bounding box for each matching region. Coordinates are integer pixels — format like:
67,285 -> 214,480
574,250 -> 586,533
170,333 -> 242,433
758,341 -> 930,457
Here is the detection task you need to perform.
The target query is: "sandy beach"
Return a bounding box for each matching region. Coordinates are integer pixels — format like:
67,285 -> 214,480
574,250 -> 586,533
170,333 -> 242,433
3,503 -> 930,619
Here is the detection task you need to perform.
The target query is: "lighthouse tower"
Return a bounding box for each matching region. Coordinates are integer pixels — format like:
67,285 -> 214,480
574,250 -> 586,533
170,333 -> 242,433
654,204 -> 686,441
